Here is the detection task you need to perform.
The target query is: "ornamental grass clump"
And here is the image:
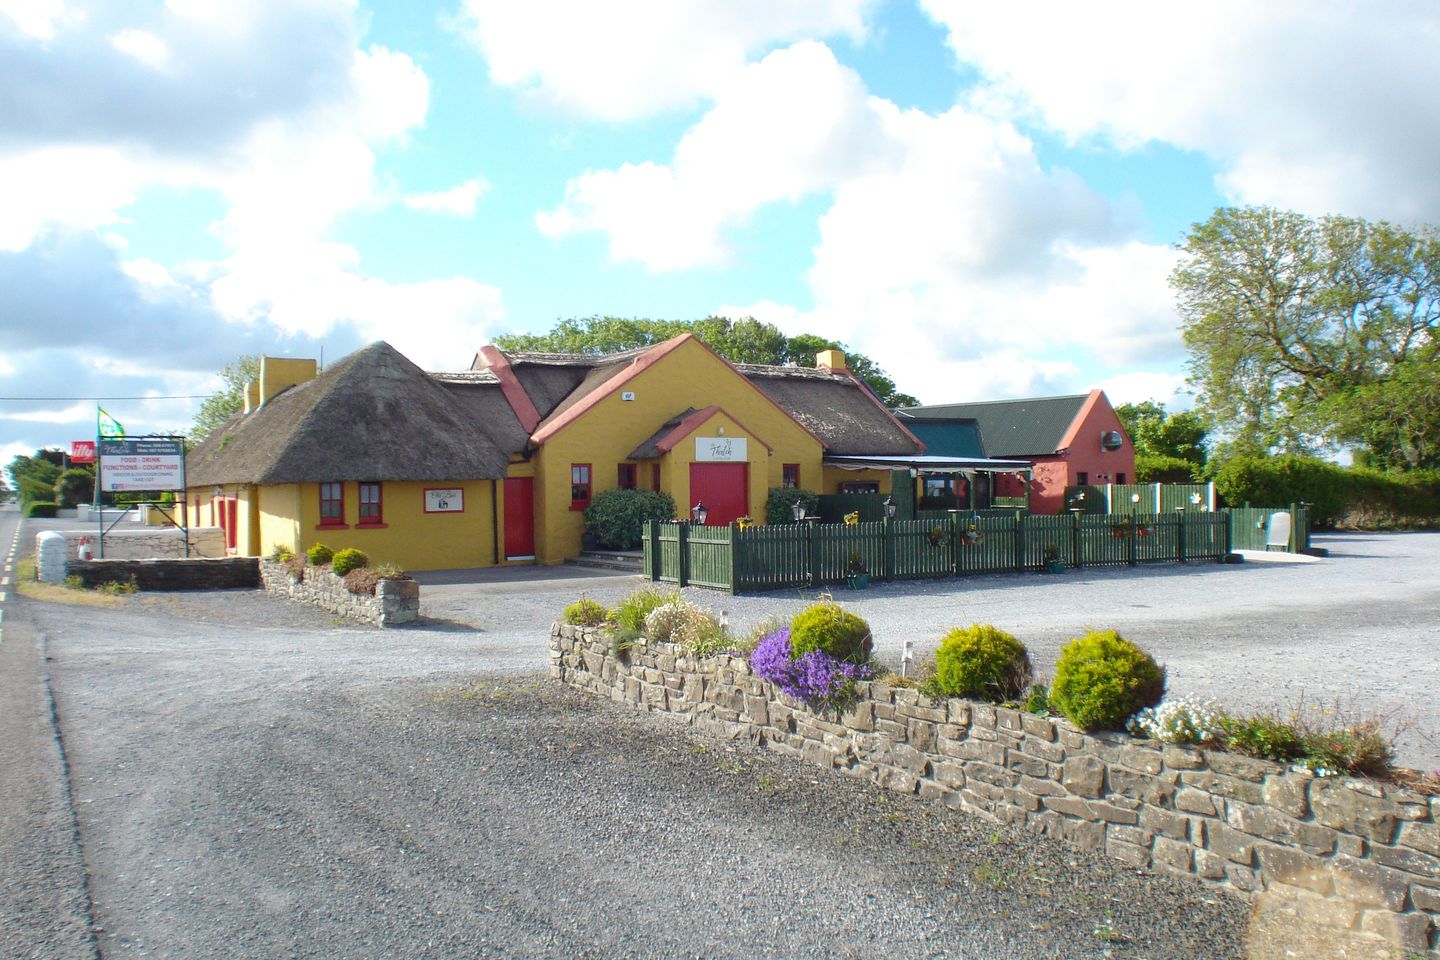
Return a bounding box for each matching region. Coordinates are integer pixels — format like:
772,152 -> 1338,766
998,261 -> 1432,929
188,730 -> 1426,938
615,586 -> 679,634
789,599 -> 872,663
562,597 -> 610,627
750,627 -> 873,710
1049,629 -> 1165,731
932,624 -> 1032,703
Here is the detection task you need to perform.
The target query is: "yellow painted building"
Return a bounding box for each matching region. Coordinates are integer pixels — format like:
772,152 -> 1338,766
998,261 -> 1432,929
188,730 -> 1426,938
186,334 -> 930,571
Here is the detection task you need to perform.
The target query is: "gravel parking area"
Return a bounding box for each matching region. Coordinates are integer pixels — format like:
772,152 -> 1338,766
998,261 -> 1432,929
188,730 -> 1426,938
19,591 -> 1246,959
415,532 -> 1440,772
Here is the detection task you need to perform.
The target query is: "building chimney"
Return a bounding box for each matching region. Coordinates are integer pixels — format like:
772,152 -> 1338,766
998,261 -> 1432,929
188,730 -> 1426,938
258,357 -> 318,408
242,380 -> 260,414
816,349 -> 847,372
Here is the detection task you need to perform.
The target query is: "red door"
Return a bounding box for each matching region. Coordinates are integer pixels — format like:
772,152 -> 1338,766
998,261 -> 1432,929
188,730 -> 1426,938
503,477 -> 535,559
688,463 -> 749,526
226,498 -> 238,550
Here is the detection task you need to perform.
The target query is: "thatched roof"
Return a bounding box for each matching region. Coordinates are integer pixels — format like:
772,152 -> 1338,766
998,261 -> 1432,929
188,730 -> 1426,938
187,342 -> 510,485
628,409 -> 697,460
738,365 -> 924,457
898,394 -> 1089,457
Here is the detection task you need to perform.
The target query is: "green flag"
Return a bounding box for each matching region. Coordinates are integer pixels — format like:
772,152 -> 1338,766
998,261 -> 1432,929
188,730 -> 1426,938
98,407 -> 124,438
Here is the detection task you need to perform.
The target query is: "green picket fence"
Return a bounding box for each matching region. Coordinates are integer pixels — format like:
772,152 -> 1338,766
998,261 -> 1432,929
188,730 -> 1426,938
1227,505 -> 1311,552
644,509 -> 1238,594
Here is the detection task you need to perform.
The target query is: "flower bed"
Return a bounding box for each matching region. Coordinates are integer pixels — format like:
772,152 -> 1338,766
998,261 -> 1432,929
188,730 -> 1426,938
551,624 -> 1440,957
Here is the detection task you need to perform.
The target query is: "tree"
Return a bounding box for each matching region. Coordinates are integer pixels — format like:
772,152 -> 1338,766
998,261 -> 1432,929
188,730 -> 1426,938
7,449 -> 63,506
495,316 -> 919,407
191,355 -> 260,441
1172,207 -> 1440,466
1115,401 -> 1209,482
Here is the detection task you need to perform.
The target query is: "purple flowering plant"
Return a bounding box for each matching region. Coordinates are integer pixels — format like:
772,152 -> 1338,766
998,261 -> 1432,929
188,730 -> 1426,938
750,627 -> 873,710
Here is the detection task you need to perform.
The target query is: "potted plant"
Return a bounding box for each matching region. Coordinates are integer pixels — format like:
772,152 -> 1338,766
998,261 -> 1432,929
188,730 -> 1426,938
1042,544 -> 1064,573
846,551 -> 870,589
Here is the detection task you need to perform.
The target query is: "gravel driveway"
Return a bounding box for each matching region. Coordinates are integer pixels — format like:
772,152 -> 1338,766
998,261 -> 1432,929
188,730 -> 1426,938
414,532 -> 1440,771
11,591 -> 1248,959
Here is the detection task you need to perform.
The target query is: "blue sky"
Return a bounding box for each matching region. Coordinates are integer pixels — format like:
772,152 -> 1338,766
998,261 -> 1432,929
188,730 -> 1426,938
3,0 -> 1438,469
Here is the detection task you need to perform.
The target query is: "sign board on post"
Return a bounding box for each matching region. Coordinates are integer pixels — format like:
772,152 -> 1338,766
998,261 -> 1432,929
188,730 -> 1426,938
69,440 -> 96,463
99,438 -> 184,491
424,488 -> 464,513
695,437 -> 747,462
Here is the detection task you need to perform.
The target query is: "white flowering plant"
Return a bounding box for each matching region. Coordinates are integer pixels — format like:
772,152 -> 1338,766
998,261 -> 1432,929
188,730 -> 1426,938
1127,696 -> 1225,746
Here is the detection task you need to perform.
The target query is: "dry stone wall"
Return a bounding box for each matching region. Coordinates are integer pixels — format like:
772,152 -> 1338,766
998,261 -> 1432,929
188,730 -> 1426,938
258,559 -> 419,626
552,624 -> 1440,957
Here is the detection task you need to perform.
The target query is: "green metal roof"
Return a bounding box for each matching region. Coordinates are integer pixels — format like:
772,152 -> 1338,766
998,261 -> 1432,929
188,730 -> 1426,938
899,418 -> 986,458
897,394 -> 1088,458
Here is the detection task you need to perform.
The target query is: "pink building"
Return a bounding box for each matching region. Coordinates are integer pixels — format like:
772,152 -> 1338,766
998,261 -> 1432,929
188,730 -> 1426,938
897,390 -> 1136,514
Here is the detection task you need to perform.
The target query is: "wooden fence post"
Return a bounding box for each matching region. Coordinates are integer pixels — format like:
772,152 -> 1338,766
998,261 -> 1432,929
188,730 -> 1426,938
728,522 -> 739,594
1177,513 -> 1187,563
807,519 -> 821,589
1128,517 -> 1138,566
883,517 -> 894,582
646,520 -> 659,580
950,511 -> 964,577
1014,512 -> 1025,572
677,522 -> 690,587
1070,510 -> 1081,569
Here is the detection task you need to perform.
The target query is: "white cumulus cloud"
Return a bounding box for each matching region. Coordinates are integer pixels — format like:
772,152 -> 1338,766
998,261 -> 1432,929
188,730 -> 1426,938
403,177 -> 490,217
450,0 -> 873,120
921,0 -> 1440,221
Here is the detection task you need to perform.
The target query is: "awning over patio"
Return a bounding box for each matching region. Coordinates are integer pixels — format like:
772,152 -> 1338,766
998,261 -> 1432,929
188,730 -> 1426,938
823,454 -> 1032,474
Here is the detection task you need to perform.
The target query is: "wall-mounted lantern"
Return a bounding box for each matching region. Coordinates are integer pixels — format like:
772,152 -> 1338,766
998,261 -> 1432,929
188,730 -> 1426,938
791,499 -> 807,522
881,496 -> 897,519
691,501 -> 709,525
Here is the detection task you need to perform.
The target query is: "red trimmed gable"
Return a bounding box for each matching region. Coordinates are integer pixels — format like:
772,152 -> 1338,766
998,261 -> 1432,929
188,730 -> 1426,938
476,345 -> 542,433
653,406 -> 775,455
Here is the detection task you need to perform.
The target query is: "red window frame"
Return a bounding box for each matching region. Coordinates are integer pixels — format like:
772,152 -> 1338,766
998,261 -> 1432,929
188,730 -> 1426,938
319,481 -> 347,528
617,463 -> 637,490
358,482 -> 384,527
782,463 -> 800,488
570,464 -> 592,510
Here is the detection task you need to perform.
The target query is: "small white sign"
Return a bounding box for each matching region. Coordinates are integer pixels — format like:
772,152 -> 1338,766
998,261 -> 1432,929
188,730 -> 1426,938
695,436 -> 747,462
424,488 -> 464,513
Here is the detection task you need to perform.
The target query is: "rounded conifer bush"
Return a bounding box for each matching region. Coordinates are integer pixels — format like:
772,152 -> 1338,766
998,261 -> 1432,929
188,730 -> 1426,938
331,547 -> 369,576
1050,629 -> 1166,731
789,599 -> 872,664
932,624 -> 1032,702
306,543 -> 334,566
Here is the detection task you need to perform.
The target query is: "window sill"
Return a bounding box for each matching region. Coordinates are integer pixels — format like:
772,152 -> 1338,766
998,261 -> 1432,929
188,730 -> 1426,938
356,522 -> 388,529
570,502 -> 589,512
315,522 -> 349,530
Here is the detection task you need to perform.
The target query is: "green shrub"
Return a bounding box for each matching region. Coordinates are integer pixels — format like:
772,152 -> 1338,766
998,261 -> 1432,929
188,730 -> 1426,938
1049,629 -> 1165,731
331,547 -> 369,576
614,586 -> 679,633
1207,454 -> 1440,528
1134,454 -> 1198,484
932,624 -> 1032,702
582,488 -> 676,549
267,545 -> 295,563
25,501 -> 58,518
562,598 -> 610,626
789,599 -> 872,664
1023,683 -> 1050,716
1218,713 -> 1302,763
53,468 -> 95,508
765,487 -> 819,524
306,543 -> 334,566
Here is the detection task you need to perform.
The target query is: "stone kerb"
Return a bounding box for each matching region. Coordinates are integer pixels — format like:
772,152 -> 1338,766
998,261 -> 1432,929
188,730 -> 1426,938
258,559 -> 419,626
551,624 -> 1440,957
